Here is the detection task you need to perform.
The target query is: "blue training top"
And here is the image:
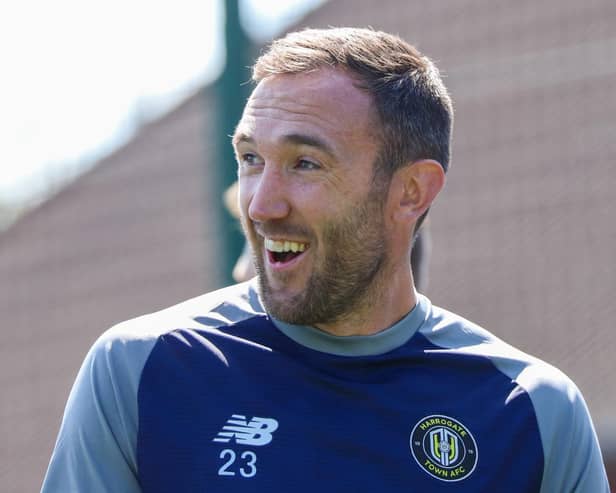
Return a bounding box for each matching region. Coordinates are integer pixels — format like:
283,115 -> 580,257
41,281 -> 610,492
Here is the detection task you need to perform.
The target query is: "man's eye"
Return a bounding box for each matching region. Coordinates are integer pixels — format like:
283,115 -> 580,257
296,159 -> 320,170
241,153 -> 264,166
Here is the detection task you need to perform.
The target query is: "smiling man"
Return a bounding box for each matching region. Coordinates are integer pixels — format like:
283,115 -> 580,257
42,28 -> 609,492
234,68 -> 402,334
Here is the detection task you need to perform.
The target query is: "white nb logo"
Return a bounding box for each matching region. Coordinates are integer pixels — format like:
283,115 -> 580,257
213,414 -> 279,446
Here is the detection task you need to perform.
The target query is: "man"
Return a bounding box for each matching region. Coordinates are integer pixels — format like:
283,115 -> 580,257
42,28 -> 609,492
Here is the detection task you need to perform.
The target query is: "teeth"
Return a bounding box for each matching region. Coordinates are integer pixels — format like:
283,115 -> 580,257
265,238 -> 307,253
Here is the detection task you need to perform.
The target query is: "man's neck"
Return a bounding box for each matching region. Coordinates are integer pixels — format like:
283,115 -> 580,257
314,267 -> 417,337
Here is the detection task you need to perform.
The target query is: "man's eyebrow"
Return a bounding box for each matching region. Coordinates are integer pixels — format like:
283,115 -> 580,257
281,133 -> 336,156
233,131 -> 335,156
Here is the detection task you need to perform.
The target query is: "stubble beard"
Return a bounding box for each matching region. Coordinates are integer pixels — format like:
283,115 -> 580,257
250,186 -> 388,327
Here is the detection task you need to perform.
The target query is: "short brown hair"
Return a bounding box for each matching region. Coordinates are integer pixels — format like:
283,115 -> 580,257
252,27 -> 454,181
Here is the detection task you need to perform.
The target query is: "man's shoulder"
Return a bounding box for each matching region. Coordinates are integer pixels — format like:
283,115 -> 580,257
421,298 -> 590,431
95,281 -> 264,356
420,299 -> 574,391
419,299 -> 608,490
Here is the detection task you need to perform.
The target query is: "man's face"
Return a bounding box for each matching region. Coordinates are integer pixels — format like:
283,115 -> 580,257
234,68 -> 391,327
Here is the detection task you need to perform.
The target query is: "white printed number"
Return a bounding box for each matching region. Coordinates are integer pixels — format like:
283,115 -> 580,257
218,449 -> 257,478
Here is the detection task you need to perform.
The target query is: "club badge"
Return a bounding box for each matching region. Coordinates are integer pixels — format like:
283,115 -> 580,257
410,414 -> 478,482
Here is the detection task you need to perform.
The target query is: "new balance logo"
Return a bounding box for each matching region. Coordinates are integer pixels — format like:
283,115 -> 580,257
213,414 -> 279,446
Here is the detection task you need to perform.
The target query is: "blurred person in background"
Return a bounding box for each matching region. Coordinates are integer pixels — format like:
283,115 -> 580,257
42,27 -> 609,492
224,180 -> 257,283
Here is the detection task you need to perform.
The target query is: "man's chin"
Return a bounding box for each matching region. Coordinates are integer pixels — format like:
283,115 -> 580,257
258,287 -> 307,324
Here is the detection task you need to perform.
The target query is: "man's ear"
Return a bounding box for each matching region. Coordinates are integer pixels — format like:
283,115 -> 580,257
390,159 -> 445,224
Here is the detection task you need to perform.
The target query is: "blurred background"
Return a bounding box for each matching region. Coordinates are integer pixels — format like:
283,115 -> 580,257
1,0 -> 614,491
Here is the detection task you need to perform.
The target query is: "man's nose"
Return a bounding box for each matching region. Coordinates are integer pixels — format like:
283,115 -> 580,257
247,166 -> 291,222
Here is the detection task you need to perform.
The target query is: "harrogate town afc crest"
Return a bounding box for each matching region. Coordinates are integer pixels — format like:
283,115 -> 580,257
410,414 -> 478,482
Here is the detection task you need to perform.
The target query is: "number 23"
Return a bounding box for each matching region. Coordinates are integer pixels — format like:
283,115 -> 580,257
218,449 -> 257,478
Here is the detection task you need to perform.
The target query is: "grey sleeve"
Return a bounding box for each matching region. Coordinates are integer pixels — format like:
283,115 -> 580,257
41,325 -> 156,493
518,365 -> 610,493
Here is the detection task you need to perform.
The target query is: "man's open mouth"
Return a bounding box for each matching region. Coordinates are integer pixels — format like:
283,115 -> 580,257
264,238 -> 308,264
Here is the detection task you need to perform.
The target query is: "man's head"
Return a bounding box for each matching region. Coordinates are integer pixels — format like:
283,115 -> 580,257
234,28 -> 451,333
